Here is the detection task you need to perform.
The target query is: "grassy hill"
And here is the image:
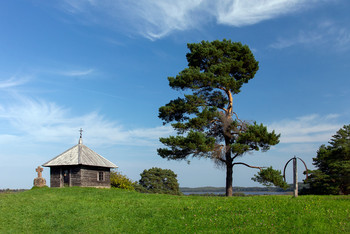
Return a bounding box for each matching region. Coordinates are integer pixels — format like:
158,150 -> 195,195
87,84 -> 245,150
0,187 -> 349,233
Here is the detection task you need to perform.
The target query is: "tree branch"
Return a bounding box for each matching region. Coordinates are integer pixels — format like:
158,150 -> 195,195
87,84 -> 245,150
226,90 -> 233,114
204,99 -> 228,114
232,162 -> 263,170
218,157 -> 226,163
219,107 -> 228,113
231,153 -> 240,161
210,119 -> 219,124
215,86 -> 232,115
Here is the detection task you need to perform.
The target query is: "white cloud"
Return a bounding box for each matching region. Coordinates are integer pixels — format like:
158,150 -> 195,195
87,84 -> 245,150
270,31 -> 324,49
58,0 -> 329,40
0,97 -> 173,147
0,75 -> 29,89
130,0 -> 206,40
215,0 -> 312,27
61,69 -> 95,77
270,20 -> 350,51
268,114 -> 342,144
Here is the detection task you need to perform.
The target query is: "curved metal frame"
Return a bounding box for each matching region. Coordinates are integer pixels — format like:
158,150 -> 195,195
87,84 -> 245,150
283,156 -> 309,182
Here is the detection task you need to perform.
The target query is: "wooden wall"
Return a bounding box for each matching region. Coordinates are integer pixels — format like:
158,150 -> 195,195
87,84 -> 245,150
48,165 -> 111,188
50,167 -> 61,187
81,166 -> 110,188
70,167 -> 81,187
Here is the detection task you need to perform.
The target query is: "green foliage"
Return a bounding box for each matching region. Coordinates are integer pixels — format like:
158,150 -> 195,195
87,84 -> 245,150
168,40 -> 259,94
252,167 -> 289,189
302,124 -> 350,195
158,39 -> 280,196
110,170 -> 136,190
31,186 -> 48,189
158,131 -> 216,160
0,187 -> 349,233
139,167 -> 181,195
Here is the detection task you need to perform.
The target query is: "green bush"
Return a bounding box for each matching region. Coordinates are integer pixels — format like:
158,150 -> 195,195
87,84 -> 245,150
139,167 -> 181,195
110,170 -> 136,190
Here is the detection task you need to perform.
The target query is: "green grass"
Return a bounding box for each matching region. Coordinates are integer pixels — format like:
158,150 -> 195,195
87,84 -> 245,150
0,187 -> 349,233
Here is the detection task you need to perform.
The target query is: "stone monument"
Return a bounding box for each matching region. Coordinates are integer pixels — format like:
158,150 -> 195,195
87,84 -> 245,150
33,166 -> 46,187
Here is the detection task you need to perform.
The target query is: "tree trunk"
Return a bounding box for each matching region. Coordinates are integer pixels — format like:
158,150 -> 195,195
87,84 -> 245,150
225,145 -> 233,197
224,134 -> 233,197
225,164 -> 233,196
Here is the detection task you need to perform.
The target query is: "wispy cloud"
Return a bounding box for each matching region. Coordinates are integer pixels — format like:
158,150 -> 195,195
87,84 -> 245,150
270,20 -> 350,51
60,69 -> 95,77
215,0 -> 315,27
130,0 -> 206,40
0,97 -> 173,147
58,0 -> 329,40
270,31 -> 324,49
268,114 -> 342,144
0,75 -> 29,89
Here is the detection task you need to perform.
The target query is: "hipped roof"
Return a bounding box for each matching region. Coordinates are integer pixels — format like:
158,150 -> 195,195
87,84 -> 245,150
43,137 -> 117,168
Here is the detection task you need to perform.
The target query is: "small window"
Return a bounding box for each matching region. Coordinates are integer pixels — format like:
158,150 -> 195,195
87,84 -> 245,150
97,171 -> 105,181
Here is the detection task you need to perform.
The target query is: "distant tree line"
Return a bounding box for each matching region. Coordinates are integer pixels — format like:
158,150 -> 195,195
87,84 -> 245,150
0,189 -> 28,193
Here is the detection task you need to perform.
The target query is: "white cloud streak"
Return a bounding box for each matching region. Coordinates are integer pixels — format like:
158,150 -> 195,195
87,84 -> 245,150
270,20 -> 350,51
0,97 -> 173,147
0,75 -> 29,89
268,114 -> 342,144
60,69 -> 95,77
59,0 -> 329,40
215,0 -> 312,27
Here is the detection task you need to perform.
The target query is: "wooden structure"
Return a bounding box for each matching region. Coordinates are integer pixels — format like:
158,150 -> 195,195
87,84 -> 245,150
43,130 -> 117,188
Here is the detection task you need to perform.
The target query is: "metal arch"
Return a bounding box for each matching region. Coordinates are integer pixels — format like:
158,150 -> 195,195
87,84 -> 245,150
283,157 -> 295,182
283,156 -> 309,182
296,157 -> 309,180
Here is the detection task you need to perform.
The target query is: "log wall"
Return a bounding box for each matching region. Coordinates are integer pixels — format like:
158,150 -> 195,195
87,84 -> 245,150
81,166 -> 110,188
50,167 -> 61,187
48,165 -> 111,188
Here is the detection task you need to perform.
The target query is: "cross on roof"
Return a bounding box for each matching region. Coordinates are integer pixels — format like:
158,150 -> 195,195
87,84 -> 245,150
79,128 -> 83,138
36,166 -> 43,178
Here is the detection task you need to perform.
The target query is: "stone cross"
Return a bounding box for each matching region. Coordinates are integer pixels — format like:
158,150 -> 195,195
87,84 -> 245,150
36,166 -> 43,178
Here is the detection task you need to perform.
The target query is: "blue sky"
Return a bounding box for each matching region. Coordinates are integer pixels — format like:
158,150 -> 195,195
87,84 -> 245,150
1,0 -> 349,189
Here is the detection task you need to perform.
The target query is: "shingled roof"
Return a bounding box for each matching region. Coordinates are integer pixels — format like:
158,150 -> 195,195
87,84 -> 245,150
43,135 -> 117,168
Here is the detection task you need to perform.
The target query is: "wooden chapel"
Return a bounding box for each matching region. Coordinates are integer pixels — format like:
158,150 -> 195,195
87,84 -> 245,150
43,129 -> 117,188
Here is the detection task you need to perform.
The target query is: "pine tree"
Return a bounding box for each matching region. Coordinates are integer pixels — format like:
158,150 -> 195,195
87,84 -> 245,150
303,125 -> 350,195
158,39 -> 280,196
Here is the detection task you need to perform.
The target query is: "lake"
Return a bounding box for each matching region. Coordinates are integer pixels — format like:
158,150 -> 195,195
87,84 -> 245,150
183,191 -> 291,195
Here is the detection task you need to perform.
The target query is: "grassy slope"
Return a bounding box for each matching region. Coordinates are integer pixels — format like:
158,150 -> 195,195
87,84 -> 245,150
0,187 -> 349,233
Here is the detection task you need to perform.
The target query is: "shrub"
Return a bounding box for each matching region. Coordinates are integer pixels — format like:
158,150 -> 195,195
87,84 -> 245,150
139,167 -> 181,195
110,170 -> 136,190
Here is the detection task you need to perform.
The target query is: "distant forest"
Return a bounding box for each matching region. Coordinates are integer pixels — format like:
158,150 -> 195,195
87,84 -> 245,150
0,189 -> 28,193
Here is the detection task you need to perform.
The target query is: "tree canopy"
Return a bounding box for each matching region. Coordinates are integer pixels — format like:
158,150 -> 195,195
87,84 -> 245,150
302,124 -> 350,195
139,167 -> 181,195
158,39 -> 280,196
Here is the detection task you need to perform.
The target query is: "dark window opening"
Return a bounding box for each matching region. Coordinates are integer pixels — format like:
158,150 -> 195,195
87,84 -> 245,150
98,171 -> 104,181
